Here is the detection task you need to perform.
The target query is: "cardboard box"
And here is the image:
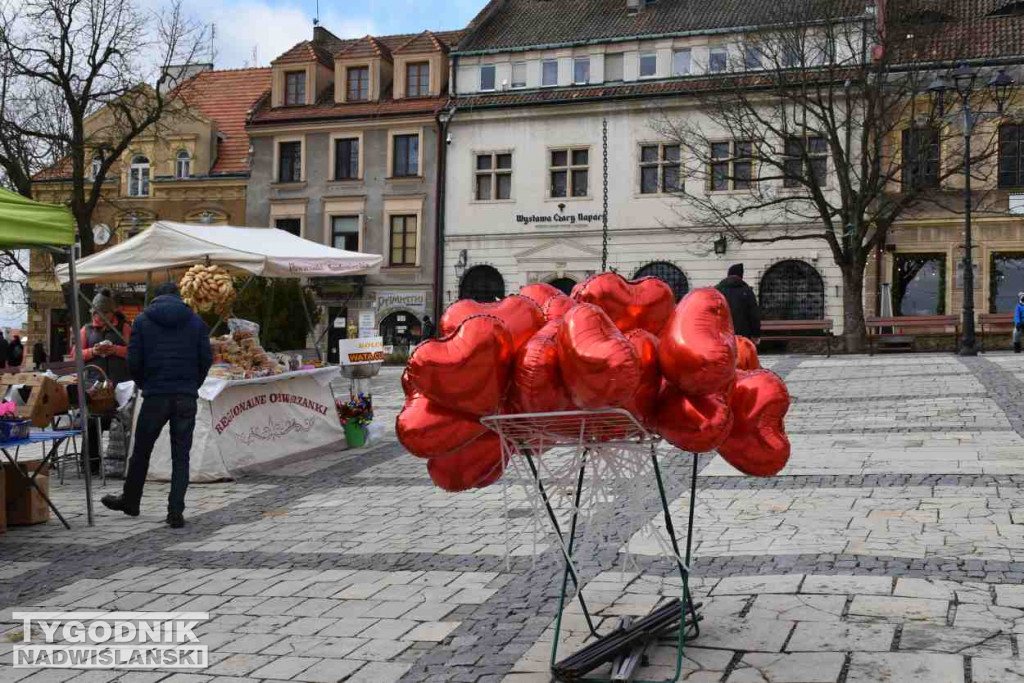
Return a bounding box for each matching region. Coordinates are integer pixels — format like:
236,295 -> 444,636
0,373 -> 65,427
3,462 -> 50,526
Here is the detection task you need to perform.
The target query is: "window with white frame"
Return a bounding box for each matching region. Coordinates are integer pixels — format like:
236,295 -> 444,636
673,49 -> 691,76
744,45 -> 762,70
347,66 -> 369,101
407,62 -> 430,97
175,150 -> 191,179
710,141 -> 753,191
480,64 -> 496,91
550,148 -> 588,198
331,216 -> 359,251
511,62 -> 527,88
393,133 -> 419,177
475,152 -> 512,201
284,71 -> 305,105
128,155 -> 150,197
605,53 -> 624,82
784,136 -> 828,188
639,144 -> 681,194
782,35 -> 802,68
334,137 -> 359,180
709,47 -> 728,73
542,60 -> 558,86
90,153 -> 102,180
573,57 -> 590,84
639,53 -> 657,78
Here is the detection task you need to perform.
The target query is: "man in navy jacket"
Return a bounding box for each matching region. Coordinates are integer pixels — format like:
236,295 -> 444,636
102,282 -> 213,528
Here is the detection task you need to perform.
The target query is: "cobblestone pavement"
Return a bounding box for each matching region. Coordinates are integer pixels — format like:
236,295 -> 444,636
2,354 -> 1024,683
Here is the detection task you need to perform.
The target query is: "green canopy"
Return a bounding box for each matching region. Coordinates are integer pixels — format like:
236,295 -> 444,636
0,187 -> 75,248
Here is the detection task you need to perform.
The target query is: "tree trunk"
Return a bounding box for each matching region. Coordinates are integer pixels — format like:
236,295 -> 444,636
841,262 -> 867,353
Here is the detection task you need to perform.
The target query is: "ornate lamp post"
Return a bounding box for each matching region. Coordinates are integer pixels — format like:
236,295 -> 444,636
928,64 -> 1014,356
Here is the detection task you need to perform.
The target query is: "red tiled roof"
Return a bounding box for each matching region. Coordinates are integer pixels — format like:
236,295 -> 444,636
272,41 -> 335,68
249,95 -> 446,125
33,158 -> 73,181
886,1 -> 1024,63
179,67 -> 271,173
338,35 -> 394,61
314,30 -> 463,57
393,30 -> 450,55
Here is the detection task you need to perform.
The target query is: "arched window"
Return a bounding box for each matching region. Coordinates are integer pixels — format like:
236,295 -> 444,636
90,153 -> 102,180
128,155 -> 150,197
547,277 -> 576,295
634,261 -> 690,302
459,265 -> 505,302
379,311 -> 422,347
176,150 -> 191,179
759,260 -> 825,320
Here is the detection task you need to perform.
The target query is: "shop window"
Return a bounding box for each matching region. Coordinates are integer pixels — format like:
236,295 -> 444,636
784,136 -> 827,188
542,60 -> 558,86
278,141 -> 301,183
407,62 -> 429,97
893,253 -> 946,316
634,261 -> 689,302
605,54 -> 624,82
480,64 -> 496,91
640,144 -> 681,194
548,277 -> 576,295
331,216 -> 359,251
380,311 -> 422,347
999,123 -> 1024,188
673,49 -> 691,76
459,265 -> 505,302
128,155 -> 150,197
389,215 -> 417,266
759,260 -> 826,320
710,141 -> 753,191
347,66 -> 369,101
902,128 -> 940,190
334,137 -> 359,180
990,252 -> 1024,313
275,218 -> 301,236
550,147 -> 589,198
175,150 -> 191,179
393,134 -> 419,177
475,152 -> 512,201
284,71 -> 305,105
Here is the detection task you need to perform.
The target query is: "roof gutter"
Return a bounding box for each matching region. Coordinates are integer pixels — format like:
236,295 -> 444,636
451,15 -> 868,57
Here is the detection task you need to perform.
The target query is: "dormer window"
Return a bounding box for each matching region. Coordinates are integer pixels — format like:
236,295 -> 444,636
347,66 -> 370,101
175,150 -> 191,179
407,62 -> 429,97
284,71 -> 306,106
480,65 -> 496,91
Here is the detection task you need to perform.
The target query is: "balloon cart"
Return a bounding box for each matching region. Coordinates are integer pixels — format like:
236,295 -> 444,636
481,408 -> 702,683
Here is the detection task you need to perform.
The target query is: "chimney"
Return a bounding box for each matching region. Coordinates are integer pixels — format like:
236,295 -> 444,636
627,0 -> 640,15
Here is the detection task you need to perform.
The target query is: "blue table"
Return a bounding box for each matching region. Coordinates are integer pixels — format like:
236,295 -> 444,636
2,430 -> 82,529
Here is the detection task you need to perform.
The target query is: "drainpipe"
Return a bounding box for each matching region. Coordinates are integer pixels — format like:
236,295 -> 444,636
433,56 -> 458,324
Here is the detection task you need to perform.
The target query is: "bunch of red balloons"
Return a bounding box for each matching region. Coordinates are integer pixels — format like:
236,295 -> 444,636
398,273 -> 791,492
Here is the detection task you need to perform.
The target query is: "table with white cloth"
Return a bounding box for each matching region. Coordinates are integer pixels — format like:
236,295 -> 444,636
132,367 -> 345,483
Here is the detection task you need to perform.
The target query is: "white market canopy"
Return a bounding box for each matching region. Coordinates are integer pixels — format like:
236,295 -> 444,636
57,221 -> 383,284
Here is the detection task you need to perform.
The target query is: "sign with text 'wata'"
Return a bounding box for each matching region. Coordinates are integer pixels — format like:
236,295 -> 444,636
338,336 -> 385,365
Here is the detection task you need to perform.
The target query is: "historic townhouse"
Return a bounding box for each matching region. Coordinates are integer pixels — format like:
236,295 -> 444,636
246,27 -> 461,359
30,66 -> 271,357
442,0 -> 1024,337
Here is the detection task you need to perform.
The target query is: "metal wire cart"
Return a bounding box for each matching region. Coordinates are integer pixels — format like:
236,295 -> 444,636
482,409 -> 703,683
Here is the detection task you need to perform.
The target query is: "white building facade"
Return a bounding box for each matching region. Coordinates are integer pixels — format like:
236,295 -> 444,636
441,0 -> 866,328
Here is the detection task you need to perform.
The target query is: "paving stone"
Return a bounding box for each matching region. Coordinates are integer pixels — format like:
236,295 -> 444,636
219,634 -> 283,654
402,621 -> 461,642
292,659 -> 364,683
972,657 -> 1024,683
845,653 -> 963,683
315,618 -> 377,638
248,656 -> 318,680
800,576 -> 893,596
688,618 -> 792,653
995,585 -> 1024,608
206,654 -> 275,676
745,594 -> 846,623
344,662 -> 411,683
713,576 -> 803,596
899,624 -> 1013,658
786,622 -> 895,652
347,638 -> 411,661
727,652 -> 845,682
847,595 -> 948,622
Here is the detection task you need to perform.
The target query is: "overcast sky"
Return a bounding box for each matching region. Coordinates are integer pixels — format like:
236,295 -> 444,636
186,0 -> 483,69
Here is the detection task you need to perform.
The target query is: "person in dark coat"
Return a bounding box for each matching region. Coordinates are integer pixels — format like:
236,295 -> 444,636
715,263 -> 762,342
7,335 -> 24,369
0,332 -> 9,370
32,342 -> 47,370
102,282 -> 212,528
421,315 -> 435,341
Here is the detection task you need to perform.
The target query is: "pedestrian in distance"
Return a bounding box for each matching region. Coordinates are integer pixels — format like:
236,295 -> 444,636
715,263 -> 762,343
421,314 -> 436,341
7,334 -> 23,369
102,282 -> 212,528
32,342 -> 47,370
0,331 -> 9,370
1014,291 -> 1024,354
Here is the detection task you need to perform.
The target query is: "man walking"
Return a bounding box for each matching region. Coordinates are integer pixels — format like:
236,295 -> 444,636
102,282 -> 212,528
716,263 -> 761,342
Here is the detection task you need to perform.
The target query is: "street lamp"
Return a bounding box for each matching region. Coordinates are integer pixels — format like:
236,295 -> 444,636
929,64 -> 1015,356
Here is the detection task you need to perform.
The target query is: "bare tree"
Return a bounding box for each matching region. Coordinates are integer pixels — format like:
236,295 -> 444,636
0,0 -> 208,255
651,0 -> 1010,351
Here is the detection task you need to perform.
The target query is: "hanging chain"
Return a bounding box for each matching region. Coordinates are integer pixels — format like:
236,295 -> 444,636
602,118 -> 609,272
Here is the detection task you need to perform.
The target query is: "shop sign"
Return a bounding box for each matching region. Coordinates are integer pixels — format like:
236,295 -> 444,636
338,336 -> 385,365
375,291 -> 427,315
357,311 -> 375,338
333,317 -> 346,329
515,211 -> 606,226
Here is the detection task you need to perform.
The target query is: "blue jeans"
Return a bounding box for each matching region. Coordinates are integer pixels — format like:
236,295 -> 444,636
123,394 -> 197,514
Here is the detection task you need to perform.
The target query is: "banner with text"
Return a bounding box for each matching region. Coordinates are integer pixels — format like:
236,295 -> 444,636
338,336 -> 385,365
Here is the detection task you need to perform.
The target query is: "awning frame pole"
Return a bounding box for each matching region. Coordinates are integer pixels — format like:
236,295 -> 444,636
67,245 -> 94,526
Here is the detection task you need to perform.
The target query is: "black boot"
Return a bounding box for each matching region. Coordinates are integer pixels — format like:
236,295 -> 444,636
101,494 -> 139,517
165,512 -> 185,529
1015,342 -> 1021,354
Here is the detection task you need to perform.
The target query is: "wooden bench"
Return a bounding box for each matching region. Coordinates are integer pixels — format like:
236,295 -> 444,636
760,319 -> 835,357
866,315 -> 960,355
979,313 -> 1015,352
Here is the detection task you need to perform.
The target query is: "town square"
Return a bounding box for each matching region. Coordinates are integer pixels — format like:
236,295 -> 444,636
1,0 -> 1024,681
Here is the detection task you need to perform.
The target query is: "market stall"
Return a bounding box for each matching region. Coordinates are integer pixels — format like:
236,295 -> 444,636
57,221 -> 383,481
0,188 -> 94,524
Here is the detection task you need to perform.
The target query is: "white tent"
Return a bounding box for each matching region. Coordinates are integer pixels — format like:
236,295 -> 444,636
56,221 -> 382,283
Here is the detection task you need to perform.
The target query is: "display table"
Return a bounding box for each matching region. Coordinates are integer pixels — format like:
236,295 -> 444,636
138,367 -> 345,482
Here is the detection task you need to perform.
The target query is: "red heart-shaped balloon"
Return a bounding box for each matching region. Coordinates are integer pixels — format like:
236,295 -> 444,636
718,370 -> 791,476
440,295 -> 545,352
659,288 -> 737,395
652,382 -> 734,453
736,336 -> 761,371
623,329 -> 661,426
396,392 -> 488,459
406,315 -> 514,416
571,272 -> 675,336
519,283 -> 565,308
558,303 -> 640,410
543,295 -> 574,322
427,433 -> 506,491
509,319 -> 574,414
